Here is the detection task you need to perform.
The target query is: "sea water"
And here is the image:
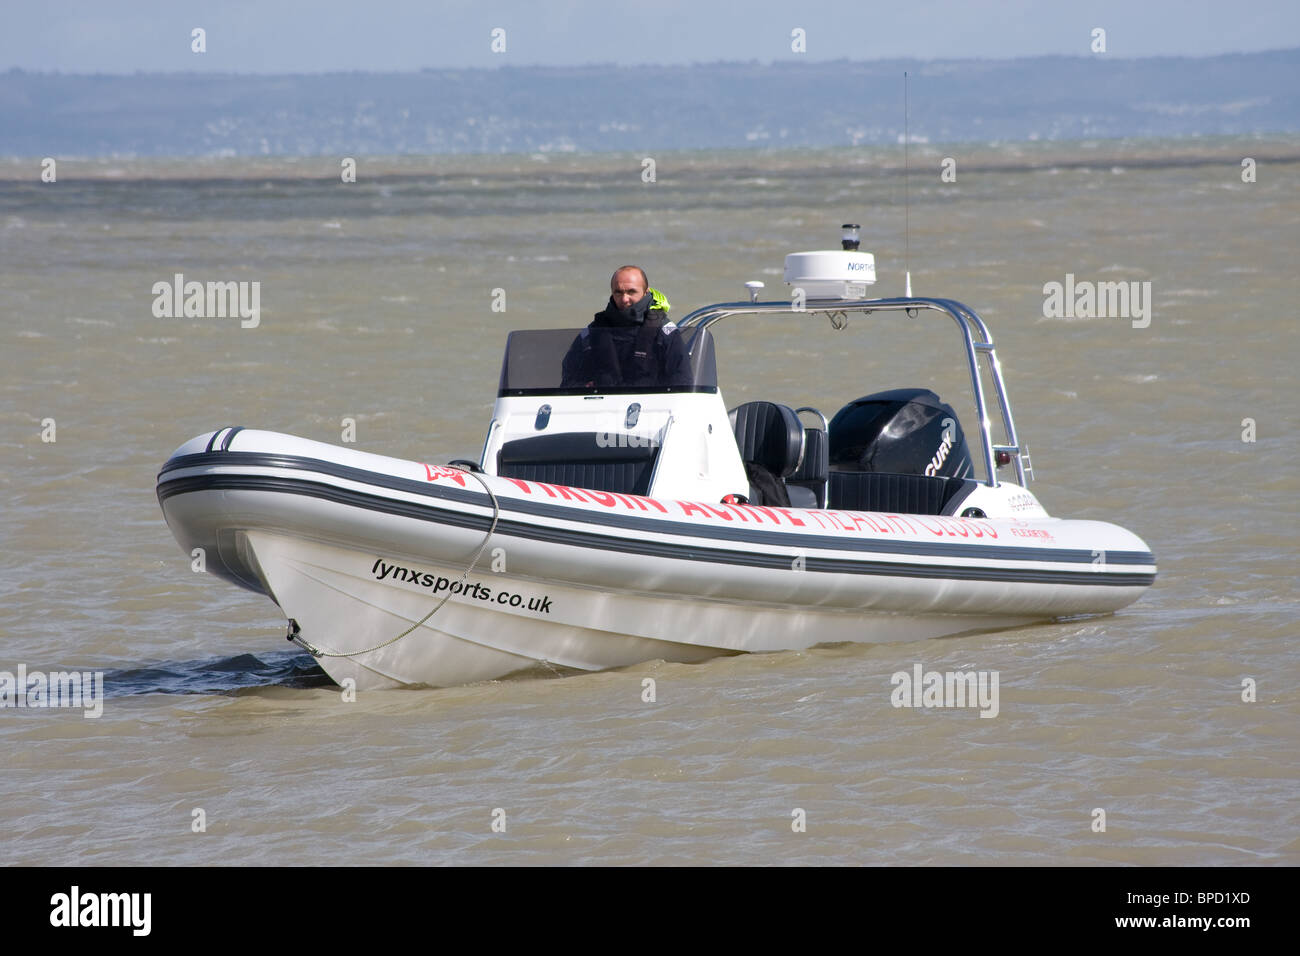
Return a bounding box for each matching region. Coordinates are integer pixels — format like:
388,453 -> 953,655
0,140 -> 1296,864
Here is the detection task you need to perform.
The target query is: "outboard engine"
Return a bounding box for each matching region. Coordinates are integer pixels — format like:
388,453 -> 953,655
828,388 -> 974,479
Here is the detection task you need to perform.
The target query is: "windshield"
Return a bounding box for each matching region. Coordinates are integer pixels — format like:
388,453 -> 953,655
498,326 -> 718,395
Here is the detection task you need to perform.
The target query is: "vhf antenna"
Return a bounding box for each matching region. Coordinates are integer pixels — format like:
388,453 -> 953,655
904,70 -> 912,297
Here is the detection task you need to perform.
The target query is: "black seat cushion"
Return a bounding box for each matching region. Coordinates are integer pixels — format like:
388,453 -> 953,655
498,433 -> 658,495
729,402 -> 805,479
786,427 -> 828,508
828,471 -> 967,515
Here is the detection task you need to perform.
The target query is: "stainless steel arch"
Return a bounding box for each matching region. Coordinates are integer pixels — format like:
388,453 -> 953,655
677,297 -> 1028,487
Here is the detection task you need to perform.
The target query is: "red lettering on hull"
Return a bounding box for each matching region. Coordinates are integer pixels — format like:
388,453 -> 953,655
491,478 -> 999,538
422,463 -> 468,486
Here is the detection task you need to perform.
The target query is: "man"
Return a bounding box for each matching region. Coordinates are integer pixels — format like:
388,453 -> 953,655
561,266 -> 691,388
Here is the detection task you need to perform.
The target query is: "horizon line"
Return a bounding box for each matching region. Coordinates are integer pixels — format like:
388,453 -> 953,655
5,46 -> 1299,78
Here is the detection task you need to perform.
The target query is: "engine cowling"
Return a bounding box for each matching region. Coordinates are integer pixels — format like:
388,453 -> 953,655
828,388 -> 974,479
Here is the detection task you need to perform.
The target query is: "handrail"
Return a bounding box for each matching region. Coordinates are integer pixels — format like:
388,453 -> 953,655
678,296 -> 1027,487
794,406 -> 830,506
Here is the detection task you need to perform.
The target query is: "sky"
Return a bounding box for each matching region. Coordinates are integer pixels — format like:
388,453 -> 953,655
5,0 -> 1300,73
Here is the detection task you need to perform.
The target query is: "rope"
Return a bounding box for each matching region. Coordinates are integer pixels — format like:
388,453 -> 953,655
291,467 -> 501,660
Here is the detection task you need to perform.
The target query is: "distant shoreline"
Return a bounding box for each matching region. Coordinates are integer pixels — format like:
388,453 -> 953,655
4,52 -> 1296,158
2,135 -> 1298,182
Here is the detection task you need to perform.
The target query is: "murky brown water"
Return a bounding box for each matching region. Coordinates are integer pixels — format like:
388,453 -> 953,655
1,139 -> 1297,864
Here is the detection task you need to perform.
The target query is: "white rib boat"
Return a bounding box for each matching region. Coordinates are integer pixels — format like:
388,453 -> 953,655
157,232 -> 1156,689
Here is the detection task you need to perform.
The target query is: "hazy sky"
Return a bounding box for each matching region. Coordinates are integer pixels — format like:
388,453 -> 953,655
7,0 -> 1300,72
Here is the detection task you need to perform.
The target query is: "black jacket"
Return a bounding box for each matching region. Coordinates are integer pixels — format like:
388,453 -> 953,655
561,295 -> 691,388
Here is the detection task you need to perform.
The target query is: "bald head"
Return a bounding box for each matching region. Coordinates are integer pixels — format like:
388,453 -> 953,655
609,265 -> 649,310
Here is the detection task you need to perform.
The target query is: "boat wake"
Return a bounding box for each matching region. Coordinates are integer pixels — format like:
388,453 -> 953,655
103,650 -> 332,697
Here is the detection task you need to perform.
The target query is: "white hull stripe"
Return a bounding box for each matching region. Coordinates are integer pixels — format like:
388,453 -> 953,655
158,451 -> 1154,567
158,471 -> 1156,586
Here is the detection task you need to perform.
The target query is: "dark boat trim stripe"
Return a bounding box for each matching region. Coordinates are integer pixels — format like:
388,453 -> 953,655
157,451 -> 1155,567
220,426 -> 244,452
157,472 -> 1156,587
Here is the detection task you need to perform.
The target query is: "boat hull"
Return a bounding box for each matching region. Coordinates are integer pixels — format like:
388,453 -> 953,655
158,429 -> 1157,689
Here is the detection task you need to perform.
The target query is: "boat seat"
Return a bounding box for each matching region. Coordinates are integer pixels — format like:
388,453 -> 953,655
786,426 -> 829,509
828,471 -> 970,515
729,401 -> 805,507
497,432 -> 658,496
